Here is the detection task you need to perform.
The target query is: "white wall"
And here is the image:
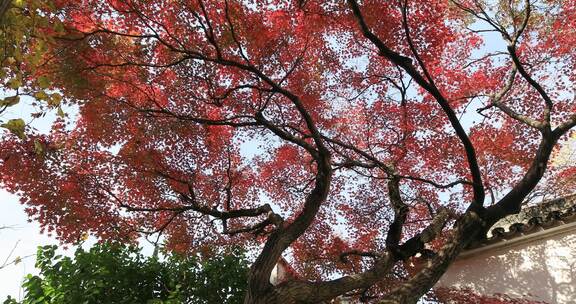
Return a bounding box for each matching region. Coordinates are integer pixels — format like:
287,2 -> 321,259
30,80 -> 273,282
270,262 -> 287,286
437,225 -> 576,303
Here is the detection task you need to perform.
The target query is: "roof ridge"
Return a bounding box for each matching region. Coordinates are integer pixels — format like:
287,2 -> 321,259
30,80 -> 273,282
466,194 -> 576,250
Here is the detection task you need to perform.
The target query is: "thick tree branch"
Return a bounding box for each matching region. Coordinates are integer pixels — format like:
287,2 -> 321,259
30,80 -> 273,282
275,253 -> 396,303
385,175 -> 409,251
223,212 -> 284,236
273,207 -> 451,303
347,0 -> 485,207
380,211 -> 484,304
246,152 -> 332,301
396,208 -> 451,259
485,131 -> 560,222
554,115 -> 576,136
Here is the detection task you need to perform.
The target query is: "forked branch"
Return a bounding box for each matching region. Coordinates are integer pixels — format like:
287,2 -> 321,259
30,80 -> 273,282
347,0 -> 486,207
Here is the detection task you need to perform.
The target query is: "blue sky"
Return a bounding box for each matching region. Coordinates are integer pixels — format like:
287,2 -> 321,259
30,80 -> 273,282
0,190 -> 63,300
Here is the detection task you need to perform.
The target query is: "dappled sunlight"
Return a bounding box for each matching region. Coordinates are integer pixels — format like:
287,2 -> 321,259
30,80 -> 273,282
438,228 -> 576,303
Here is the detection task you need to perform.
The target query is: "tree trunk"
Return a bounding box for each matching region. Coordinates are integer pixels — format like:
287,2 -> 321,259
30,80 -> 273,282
244,288 -> 298,304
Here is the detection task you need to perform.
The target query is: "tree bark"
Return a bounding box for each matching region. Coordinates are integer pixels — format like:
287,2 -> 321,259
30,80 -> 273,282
243,1 -> 574,302
380,212 -> 485,304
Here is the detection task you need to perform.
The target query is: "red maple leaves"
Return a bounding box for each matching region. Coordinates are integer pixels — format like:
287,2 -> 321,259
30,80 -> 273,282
1,0 -> 575,302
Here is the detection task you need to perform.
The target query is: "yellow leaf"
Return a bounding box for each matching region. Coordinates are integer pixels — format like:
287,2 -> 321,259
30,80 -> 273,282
7,78 -> 22,89
34,91 -> 48,100
1,118 -> 26,139
5,57 -> 16,65
53,21 -> 65,34
34,139 -> 44,155
57,106 -> 65,118
50,93 -> 62,106
12,0 -> 25,8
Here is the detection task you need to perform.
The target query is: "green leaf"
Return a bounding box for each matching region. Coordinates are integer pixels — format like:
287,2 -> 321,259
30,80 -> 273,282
1,119 -> 26,139
14,243 -> 249,304
37,75 -> 50,89
12,0 -> 25,8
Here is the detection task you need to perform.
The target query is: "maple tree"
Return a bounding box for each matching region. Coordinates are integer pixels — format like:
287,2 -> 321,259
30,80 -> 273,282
0,0 -> 575,303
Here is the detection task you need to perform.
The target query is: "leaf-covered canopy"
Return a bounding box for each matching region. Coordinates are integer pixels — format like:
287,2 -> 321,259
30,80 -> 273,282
4,243 -> 248,304
1,0 -> 575,302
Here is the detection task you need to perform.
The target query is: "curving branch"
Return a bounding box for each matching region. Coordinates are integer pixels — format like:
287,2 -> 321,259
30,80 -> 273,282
347,0 -> 486,208
399,0 -> 436,89
245,149 -> 332,301
503,0 -> 553,127
478,67 -> 545,130
379,211 -> 483,304
339,250 -> 381,263
269,205 -> 452,303
385,175 -> 409,253
397,175 -> 473,190
554,115 -> 576,136
485,129 -> 561,222
455,0 -> 553,130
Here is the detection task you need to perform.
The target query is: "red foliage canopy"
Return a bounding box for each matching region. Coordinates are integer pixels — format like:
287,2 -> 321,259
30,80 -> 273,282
1,0 -> 575,302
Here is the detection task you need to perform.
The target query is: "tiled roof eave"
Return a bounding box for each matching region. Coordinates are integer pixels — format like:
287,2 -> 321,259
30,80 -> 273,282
458,195 -> 576,258
458,218 -> 576,259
